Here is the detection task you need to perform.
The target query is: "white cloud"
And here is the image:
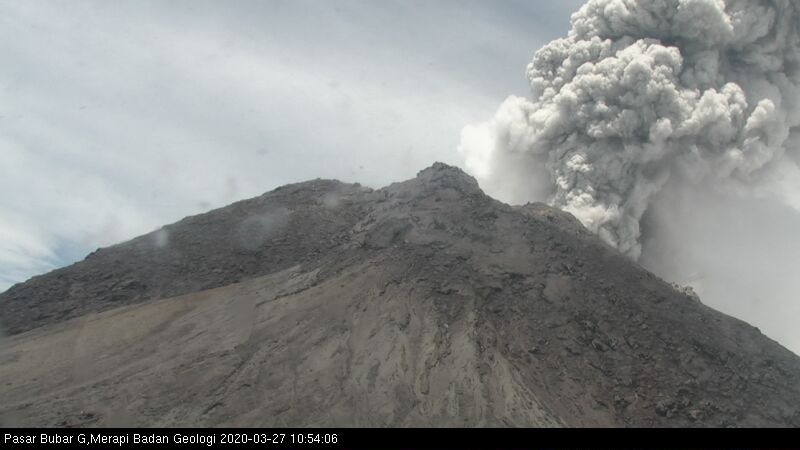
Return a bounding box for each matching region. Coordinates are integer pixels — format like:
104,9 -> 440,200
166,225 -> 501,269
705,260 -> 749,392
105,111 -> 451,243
0,0 -> 582,291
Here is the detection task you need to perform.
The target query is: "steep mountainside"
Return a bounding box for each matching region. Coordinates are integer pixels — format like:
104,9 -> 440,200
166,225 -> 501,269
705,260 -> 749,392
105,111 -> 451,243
1,163 -> 799,427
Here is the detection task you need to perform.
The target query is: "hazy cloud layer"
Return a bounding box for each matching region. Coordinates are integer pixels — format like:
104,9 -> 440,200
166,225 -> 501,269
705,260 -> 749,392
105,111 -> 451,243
0,0 -> 582,291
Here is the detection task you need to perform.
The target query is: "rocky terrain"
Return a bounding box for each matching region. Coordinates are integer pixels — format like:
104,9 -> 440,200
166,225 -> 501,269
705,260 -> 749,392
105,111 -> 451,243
1,163 -> 800,427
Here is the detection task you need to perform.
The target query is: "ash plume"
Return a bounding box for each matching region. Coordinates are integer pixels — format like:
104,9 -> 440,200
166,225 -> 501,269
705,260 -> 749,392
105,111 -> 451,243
460,0 -> 800,259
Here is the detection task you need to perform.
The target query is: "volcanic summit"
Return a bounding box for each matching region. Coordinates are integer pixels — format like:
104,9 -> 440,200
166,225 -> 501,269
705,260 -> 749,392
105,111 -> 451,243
1,163 -> 799,427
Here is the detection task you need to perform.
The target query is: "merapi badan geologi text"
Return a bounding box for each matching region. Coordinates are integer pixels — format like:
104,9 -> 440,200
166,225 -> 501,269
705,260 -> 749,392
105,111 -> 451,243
5,433 -> 216,446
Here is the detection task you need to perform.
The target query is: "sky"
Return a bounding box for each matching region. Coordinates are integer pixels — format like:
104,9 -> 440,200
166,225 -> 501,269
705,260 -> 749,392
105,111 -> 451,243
0,0 -> 584,291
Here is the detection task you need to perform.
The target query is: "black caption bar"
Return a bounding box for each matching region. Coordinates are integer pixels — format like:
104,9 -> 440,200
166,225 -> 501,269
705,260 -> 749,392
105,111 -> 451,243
2,427 -> 797,449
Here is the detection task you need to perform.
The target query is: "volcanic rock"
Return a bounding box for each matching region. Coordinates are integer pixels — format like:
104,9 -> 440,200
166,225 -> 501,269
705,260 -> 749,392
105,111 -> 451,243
1,163 -> 799,427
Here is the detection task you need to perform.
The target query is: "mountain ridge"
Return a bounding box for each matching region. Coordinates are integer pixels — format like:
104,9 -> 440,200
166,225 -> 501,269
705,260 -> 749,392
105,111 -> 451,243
1,162 -> 799,427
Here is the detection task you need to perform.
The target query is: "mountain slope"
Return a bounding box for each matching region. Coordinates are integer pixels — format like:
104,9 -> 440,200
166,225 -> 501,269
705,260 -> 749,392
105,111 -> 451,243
1,163 -> 799,427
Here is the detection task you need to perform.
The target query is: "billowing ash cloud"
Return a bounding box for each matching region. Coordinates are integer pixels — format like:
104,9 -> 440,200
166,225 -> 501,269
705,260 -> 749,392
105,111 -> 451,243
460,0 -> 799,259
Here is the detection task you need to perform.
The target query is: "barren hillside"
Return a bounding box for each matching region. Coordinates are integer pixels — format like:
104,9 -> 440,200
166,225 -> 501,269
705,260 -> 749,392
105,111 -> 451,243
1,163 -> 799,427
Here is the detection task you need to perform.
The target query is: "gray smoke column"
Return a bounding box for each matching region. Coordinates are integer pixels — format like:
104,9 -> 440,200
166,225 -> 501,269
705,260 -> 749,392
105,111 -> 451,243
460,0 -> 800,259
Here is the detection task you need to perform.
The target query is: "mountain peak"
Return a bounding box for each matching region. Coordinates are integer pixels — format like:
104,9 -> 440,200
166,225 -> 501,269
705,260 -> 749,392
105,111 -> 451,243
2,163 -> 800,427
415,162 -> 481,191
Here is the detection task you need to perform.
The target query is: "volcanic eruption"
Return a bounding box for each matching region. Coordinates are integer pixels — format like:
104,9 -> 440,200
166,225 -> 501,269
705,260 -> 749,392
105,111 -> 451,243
460,0 -> 799,258
459,0 -> 800,351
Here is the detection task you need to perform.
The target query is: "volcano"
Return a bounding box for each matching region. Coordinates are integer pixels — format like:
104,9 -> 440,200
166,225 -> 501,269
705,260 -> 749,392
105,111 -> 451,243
1,163 -> 799,427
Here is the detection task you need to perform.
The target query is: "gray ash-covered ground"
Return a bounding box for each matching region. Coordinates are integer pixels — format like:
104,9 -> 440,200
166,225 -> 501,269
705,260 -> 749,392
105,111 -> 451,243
1,163 -> 799,427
